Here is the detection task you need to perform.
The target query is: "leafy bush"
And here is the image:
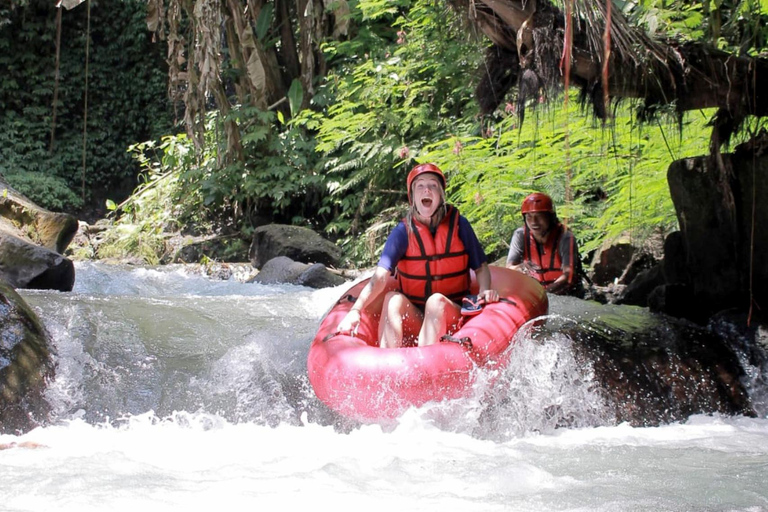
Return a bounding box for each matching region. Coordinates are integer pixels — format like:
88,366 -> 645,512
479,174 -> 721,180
97,106 -> 329,263
1,168 -> 83,211
96,136 -> 195,264
301,0 -> 485,264
423,98 -> 716,263
0,0 -> 173,215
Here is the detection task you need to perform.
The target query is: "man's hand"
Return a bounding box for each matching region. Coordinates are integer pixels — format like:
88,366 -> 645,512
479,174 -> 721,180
478,288 -> 499,303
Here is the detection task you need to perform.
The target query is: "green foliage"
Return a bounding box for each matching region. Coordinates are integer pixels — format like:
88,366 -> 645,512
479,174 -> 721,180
188,106 -> 327,226
57,0 -> 768,271
627,0 -> 768,54
1,168 -> 83,211
0,0 -> 173,214
422,98 -> 717,263
303,0 -> 484,263
98,105 -> 329,262
96,136 -> 194,264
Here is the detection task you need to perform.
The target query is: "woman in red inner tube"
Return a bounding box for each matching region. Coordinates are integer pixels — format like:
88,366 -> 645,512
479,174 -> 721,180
337,163 -> 499,348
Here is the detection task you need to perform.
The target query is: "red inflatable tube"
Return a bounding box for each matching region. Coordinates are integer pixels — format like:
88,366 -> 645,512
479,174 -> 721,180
307,265 -> 549,422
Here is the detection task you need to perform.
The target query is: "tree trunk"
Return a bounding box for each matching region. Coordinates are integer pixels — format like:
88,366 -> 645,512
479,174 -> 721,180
275,0 -> 301,83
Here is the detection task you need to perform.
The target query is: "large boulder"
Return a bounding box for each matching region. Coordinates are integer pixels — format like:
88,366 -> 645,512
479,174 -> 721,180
0,279 -> 55,434
0,234 -> 75,291
0,178 -> 78,253
588,234 -> 663,305
0,179 -> 77,291
249,224 -> 342,270
249,256 -> 346,289
616,264 -> 665,308
564,312 -> 755,426
593,136 -> 768,322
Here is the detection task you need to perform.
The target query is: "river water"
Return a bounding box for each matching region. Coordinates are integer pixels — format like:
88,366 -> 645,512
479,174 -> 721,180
2,262 -> 767,511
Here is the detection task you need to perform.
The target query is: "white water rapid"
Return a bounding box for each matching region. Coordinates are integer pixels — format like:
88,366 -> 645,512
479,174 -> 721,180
1,262 -> 766,512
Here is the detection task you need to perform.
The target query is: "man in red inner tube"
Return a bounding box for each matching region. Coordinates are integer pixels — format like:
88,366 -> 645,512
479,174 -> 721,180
506,192 -> 584,296
338,163 -> 499,348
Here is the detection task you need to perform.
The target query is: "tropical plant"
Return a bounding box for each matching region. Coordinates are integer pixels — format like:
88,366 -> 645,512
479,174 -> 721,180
422,96 -> 718,262
96,135 -> 198,264
96,103 -> 331,263
300,0 -> 485,263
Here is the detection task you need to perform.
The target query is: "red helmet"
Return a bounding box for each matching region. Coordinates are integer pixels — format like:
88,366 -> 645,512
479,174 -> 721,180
407,163 -> 446,202
521,192 -> 554,214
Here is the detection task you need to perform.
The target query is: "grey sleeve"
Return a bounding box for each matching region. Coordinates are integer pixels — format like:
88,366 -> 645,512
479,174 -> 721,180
506,227 -> 525,266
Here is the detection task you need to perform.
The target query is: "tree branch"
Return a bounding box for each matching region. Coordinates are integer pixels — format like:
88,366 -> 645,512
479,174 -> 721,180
455,0 -> 768,121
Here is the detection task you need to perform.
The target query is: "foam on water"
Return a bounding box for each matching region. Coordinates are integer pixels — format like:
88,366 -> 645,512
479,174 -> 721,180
3,262 -> 767,511
2,411 -> 767,511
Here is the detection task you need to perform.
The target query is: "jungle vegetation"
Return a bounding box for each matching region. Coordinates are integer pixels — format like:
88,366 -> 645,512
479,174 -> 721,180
2,0 -> 767,267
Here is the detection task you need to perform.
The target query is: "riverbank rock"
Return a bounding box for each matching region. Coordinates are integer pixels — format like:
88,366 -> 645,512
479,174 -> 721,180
249,256 -> 346,289
0,234 -> 75,291
0,279 -> 55,434
564,310 -> 755,426
663,139 -> 768,319
589,134 -> 768,326
249,224 -> 342,270
0,179 -> 77,291
590,241 -> 636,286
612,135 -> 768,324
587,233 -> 664,305
0,178 -> 79,253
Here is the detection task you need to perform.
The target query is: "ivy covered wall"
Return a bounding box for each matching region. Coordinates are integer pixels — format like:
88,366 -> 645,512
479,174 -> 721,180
0,0 -> 174,218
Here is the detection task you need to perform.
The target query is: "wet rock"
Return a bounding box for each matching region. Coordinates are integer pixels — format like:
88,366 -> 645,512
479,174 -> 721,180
296,262 -> 348,288
564,312 -> 755,426
0,179 -> 77,291
590,242 -> 635,286
709,310 -> 768,414
249,256 -> 346,288
0,279 -> 55,434
661,230 -> 688,285
665,137 -> 768,319
615,264 -> 665,308
249,224 -> 342,270
592,138 -> 768,324
0,178 -> 78,254
0,234 -> 75,291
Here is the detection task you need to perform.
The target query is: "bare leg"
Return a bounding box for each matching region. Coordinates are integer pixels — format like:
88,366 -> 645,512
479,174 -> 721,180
418,294 -> 461,347
379,291 -> 423,348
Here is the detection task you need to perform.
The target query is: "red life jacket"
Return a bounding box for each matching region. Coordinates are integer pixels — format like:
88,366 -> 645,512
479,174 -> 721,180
523,223 -> 569,286
396,206 -> 471,306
